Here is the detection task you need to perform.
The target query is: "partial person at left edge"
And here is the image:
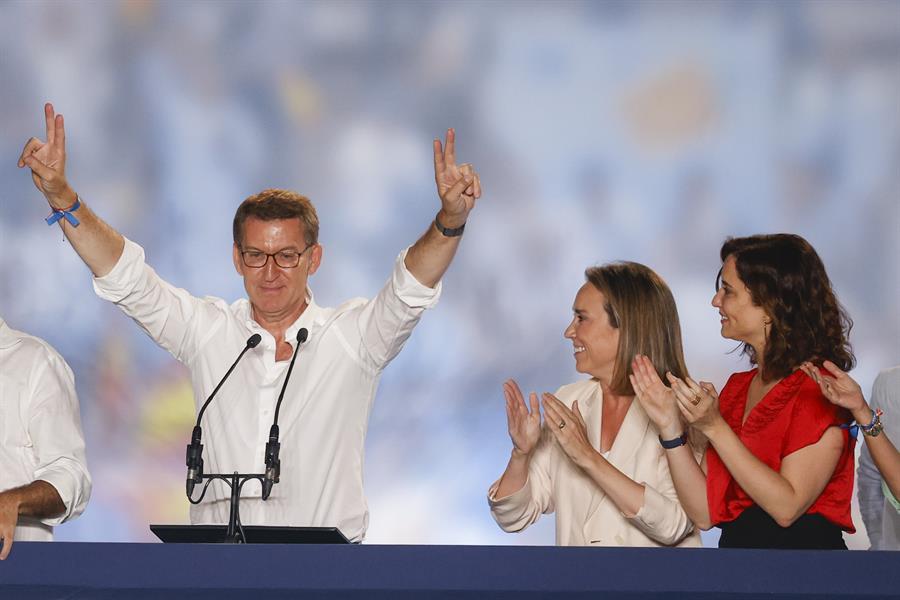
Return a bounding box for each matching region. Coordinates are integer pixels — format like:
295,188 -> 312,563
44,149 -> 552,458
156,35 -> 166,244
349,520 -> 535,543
18,102 -> 481,543
0,317 -> 92,560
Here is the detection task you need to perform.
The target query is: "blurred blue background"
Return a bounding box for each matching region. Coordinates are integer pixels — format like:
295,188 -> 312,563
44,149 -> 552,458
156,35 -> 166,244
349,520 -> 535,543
0,0 -> 897,548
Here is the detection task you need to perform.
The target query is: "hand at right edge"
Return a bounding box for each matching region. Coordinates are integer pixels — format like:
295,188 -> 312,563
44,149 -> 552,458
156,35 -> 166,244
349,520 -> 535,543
800,360 -> 869,422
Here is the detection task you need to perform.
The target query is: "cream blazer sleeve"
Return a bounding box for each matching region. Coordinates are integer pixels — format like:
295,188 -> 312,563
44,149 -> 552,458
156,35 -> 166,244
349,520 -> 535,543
487,425 -> 557,532
487,379 -> 701,547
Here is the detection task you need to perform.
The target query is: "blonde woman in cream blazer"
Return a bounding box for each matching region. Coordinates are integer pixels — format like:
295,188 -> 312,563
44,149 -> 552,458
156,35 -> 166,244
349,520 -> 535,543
488,262 -> 701,547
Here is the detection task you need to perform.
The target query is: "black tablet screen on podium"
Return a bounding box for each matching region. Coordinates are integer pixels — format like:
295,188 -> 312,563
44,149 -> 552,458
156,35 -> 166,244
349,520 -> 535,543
150,524 -> 350,544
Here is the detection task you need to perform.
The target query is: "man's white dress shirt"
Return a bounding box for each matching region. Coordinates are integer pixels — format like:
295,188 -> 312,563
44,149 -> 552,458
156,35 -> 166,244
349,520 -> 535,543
858,366 -> 900,550
93,238 -> 440,542
0,318 -> 92,541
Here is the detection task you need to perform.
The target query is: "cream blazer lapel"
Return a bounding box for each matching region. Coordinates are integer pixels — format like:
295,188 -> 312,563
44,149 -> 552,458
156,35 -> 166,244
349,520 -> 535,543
579,381 -> 606,522
582,392 -> 652,528
581,380 -> 604,455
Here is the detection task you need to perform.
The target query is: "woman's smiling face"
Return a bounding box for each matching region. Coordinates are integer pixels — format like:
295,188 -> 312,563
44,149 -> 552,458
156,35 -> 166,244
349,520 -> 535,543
712,255 -> 769,349
564,283 -> 620,381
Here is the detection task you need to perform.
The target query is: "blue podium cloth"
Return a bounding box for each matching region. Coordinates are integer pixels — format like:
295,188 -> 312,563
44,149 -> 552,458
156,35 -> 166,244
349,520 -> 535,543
1,542 -> 898,599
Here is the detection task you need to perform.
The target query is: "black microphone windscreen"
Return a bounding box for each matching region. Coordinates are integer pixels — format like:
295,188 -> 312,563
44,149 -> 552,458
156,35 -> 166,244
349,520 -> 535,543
297,328 -> 308,343
247,333 -> 262,348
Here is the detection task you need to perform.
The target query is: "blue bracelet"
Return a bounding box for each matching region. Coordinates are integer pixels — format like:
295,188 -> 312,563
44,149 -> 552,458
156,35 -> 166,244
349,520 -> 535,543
839,421 -> 859,439
841,408 -> 883,440
659,432 -> 688,449
45,196 -> 81,227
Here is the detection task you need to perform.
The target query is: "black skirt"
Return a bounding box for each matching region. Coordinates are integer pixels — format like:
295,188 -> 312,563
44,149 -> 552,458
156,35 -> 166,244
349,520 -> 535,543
718,504 -> 847,549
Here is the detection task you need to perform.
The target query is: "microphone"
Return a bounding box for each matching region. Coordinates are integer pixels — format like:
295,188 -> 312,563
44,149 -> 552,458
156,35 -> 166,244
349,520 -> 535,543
186,333 -> 262,497
262,327 -> 308,500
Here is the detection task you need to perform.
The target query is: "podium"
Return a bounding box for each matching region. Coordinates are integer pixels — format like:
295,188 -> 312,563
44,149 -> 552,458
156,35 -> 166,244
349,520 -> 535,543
150,524 -> 350,544
5,543 -> 899,599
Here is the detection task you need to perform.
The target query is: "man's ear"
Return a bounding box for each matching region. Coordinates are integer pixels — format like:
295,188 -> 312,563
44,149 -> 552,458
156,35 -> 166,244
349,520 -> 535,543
307,244 -> 323,276
233,243 -> 244,276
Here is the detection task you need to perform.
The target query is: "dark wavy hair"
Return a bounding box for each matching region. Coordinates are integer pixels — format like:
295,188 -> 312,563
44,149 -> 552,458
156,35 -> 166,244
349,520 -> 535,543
585,262 -> 689,396
717,234 -> 854,381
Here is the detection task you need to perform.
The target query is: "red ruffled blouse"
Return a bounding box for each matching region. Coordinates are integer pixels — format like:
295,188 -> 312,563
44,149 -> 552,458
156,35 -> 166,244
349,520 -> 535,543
706,368 -> 856,532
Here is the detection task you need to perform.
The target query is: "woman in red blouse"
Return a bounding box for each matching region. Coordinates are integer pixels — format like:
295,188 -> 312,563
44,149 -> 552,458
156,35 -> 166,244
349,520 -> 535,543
631,234 -> 856,548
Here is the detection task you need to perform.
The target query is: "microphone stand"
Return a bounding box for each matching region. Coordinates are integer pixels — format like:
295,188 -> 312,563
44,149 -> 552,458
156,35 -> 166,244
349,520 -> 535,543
187,328 -> 309,544
184,333 -> 264,544
190,471 -> 265,543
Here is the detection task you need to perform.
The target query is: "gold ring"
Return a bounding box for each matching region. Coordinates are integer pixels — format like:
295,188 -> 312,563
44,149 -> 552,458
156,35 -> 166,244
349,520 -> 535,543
558,420 -> 566,430
691,393 -> 702,406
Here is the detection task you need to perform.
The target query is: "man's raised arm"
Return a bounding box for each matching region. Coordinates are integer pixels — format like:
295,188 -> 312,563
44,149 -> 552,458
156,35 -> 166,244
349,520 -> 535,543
18,103 -> 124,277
404,128 -> 482,288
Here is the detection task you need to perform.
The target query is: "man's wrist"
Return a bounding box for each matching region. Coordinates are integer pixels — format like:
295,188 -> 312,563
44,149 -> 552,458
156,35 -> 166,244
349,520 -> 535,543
435,209 -> 466,231
0,489 -> 23,513
48,187 -> 78,211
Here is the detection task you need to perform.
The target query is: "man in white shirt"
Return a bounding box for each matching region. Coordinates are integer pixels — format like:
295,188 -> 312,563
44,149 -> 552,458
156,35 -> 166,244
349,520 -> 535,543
0,318 -> 92,559
18,103 -> 481,542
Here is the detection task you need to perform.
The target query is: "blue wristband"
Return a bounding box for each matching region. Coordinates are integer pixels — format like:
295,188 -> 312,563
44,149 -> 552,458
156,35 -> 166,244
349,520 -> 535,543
659,432 -> 688,449
839,421 -> 859,440
45,196 -> 81,227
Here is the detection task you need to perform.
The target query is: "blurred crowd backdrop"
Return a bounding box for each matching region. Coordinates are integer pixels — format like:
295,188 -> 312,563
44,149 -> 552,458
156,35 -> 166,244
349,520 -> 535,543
1,0 -> 898,548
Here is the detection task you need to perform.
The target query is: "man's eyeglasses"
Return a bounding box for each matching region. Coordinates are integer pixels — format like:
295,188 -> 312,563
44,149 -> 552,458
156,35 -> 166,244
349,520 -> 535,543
239,244 -> 313,268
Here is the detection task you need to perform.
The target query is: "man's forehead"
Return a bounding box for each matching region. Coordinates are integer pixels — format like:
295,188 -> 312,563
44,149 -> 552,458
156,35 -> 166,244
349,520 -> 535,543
243,217 -> 306,241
